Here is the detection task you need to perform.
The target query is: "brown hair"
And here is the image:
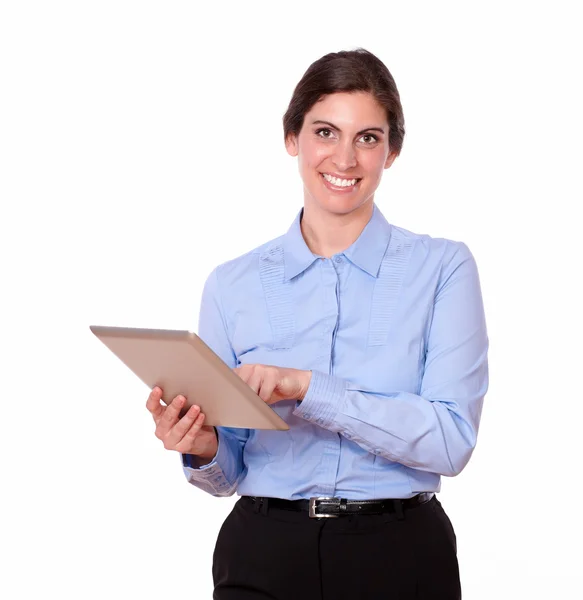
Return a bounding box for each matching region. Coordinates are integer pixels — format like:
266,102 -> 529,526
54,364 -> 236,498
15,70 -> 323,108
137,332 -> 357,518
283,48 -> 405,156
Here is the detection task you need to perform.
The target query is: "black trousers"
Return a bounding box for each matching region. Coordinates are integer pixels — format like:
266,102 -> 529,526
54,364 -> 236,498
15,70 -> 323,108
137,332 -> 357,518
212,494 -> 461,599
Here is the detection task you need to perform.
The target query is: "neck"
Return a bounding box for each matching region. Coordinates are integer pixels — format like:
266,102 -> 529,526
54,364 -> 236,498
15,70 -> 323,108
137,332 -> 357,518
300,200 -> 374,258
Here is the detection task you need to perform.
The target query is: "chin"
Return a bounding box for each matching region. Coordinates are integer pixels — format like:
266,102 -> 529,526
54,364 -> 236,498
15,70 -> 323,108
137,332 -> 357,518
306,190 -> 373,216
303,173 -> 376,216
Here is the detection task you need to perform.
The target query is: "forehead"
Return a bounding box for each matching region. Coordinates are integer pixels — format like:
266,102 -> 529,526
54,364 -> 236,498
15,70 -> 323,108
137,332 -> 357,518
304,91 -> 388,130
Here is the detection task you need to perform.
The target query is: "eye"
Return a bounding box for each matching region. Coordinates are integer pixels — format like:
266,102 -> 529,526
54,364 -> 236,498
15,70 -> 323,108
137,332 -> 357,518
315,128 -> 335,139
359,133 -> 379,144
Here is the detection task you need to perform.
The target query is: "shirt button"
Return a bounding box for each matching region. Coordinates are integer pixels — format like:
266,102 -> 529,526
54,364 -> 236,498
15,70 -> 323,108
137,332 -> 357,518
334,256 -> 342,263
317,418 -> 324,424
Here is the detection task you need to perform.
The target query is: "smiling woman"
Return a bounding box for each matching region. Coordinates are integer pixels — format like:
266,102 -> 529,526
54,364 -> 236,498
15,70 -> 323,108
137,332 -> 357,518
286,91 -> 397,213
283,51 -> 404,239
146,47 -> 488,600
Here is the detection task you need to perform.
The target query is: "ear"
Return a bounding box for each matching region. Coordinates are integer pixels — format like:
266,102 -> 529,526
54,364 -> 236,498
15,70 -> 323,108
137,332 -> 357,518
384,149 -> 398,169
285,133 -> 299,157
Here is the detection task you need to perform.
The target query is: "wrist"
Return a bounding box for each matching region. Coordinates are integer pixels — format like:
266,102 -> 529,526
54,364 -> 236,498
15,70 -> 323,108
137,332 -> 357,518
192,427 -> 219,460
298,370 -> 313,401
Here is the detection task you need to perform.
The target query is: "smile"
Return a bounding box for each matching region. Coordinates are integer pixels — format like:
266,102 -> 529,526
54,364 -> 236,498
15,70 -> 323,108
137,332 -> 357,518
320,173 -> 361,191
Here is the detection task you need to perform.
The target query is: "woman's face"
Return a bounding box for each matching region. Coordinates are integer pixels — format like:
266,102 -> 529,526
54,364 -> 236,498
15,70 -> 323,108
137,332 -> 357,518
285,91 -> 398,217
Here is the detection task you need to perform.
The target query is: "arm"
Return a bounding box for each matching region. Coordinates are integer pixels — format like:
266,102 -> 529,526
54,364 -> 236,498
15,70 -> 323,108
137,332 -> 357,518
293,241 -> 489,477
182,267 -> 250,496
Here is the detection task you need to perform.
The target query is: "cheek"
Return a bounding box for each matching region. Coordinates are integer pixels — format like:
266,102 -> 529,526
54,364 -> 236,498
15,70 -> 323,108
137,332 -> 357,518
299,143 -> 330,171
360,151 -> 387,179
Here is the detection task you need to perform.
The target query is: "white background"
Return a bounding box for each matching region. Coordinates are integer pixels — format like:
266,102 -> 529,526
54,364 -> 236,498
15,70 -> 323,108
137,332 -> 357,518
1,1 -> 582,598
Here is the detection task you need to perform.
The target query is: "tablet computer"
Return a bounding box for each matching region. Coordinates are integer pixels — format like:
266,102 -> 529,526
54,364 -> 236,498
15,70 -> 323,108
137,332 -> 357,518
90,325 -> 289,430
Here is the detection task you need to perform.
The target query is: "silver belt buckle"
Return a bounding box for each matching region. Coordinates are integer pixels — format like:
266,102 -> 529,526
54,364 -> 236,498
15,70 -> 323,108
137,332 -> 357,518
309,496 -> 340,518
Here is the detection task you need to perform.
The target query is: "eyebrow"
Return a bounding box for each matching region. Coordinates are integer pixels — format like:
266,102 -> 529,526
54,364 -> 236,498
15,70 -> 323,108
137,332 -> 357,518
311,119 -> 386,135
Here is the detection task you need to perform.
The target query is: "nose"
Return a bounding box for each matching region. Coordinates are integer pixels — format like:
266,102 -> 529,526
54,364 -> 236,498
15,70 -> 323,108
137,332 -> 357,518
332,140 -> 357,171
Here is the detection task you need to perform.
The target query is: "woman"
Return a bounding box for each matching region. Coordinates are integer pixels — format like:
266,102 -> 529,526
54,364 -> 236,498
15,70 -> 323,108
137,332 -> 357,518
146,48 -> 489,599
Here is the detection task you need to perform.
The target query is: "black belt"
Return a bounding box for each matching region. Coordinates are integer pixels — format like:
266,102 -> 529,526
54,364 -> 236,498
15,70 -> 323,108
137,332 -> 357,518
244,492 -> 434,518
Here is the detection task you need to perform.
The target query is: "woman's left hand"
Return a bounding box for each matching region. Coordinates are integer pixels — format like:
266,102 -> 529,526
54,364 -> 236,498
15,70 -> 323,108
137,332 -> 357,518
232,364 -> 312,405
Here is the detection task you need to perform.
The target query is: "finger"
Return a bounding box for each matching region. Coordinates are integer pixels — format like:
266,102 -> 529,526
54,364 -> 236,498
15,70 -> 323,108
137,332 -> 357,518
233,364 -> 254,379
247,367 -> 278,402
175,411 -> 207,453
146,386 -> 165,421
156,395 -> 185,438
164,404 -> 201,448
258,373 -> 278,404
246,367 -> 263,395
232,366 -> 247,381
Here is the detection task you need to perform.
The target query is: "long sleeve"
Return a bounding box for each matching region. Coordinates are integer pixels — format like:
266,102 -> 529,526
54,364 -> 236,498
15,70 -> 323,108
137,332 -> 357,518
181,266 -> 250,496
293,241 -> 489,477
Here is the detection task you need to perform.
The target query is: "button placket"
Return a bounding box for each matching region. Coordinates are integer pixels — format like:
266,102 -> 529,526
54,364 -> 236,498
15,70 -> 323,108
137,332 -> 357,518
319,259 -> 340,372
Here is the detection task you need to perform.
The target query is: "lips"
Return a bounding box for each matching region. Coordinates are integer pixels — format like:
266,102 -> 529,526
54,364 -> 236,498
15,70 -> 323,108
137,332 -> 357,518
320,172 -> 361,192
320,172 -> 362,183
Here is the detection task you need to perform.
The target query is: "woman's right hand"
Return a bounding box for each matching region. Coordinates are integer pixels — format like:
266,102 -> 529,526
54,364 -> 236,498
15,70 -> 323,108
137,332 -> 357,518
146,386 -> 218,460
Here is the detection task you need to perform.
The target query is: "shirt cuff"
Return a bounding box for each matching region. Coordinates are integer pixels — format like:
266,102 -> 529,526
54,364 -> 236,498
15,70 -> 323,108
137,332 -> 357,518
181,430 -> 234,495
181,427 -> 227,470
293,369 -> 347,428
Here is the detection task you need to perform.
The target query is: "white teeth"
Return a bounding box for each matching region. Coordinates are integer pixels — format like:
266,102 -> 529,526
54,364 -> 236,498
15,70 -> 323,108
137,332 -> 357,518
323,173 -> 358,187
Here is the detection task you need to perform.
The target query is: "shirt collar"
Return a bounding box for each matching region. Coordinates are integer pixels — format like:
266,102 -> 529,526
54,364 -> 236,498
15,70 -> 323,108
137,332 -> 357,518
282,203 -> 392,281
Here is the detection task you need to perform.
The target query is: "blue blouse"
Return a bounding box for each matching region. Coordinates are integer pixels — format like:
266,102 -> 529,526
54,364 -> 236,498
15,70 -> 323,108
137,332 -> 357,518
182,203 -> 489,500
